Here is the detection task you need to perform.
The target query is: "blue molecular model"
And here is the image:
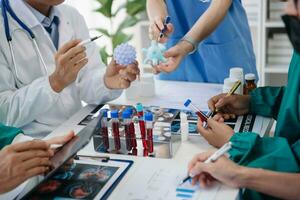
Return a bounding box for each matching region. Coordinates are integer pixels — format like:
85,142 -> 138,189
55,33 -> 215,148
143,41 -> 167,66
113,43 -> 137,66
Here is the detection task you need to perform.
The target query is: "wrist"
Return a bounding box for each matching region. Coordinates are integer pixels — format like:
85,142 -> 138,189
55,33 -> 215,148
49,74 -> 63,93
236,166 -> 253,188
178,40 -> 194,55
103,74 -> 114,90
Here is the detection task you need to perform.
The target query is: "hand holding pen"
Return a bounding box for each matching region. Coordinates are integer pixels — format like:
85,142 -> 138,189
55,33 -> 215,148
149,16 -> 174,43
180,142 -> 232,186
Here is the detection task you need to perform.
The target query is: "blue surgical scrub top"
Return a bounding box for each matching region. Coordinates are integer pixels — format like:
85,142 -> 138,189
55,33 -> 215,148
161,0 -> 258,83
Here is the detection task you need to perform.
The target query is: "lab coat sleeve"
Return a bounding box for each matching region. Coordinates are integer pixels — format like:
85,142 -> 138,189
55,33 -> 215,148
0,49 -> 60,127
0,124 -> 23,150
229,132 -> 300,172
71,10 -> 122,105
249,87 -> 285,119
229,132 -> 300,200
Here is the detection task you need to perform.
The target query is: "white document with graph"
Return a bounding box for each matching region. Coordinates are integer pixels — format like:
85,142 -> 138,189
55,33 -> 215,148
113,158 -> 220,200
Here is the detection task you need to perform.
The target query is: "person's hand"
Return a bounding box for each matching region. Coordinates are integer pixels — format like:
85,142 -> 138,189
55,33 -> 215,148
50,39 -> 88,93
104,60 -> 140,89
285,0 -> 300,16
46,131 -> 75,148
153,40 -> 194,74
208,94 -> 251,119
198,118 -> 234,148
0,140 -> 53,194
149,16 -> 174,43
188,151 -> 243,188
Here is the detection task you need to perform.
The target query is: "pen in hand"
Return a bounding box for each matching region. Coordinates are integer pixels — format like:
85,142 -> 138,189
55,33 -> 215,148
211,80 -> 242,116
179,142 -> 232,186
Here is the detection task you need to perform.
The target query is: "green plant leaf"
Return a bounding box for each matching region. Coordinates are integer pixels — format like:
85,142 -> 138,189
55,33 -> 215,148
96,28 -> 111,37
112,2 -> 126,17
117,16 -> 138,33
112,32 -> 133,49
100,47 -> 109,65
95,0 -> 113,18
126,0 -> 146,16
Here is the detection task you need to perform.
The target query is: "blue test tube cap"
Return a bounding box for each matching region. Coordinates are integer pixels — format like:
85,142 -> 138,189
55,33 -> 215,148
136,103 -> 143,112
126,107 -> 133,115
144,112 -> 153,121
100,109 -> 108,118
122,110 -> 131,119
184,99 -> 192,108
111,110 -> 119,119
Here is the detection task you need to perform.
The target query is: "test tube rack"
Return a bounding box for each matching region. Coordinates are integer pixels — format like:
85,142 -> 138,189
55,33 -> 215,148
93,104 -> 182,159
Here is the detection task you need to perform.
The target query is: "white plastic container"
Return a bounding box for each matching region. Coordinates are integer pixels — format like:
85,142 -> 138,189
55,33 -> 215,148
223,77 -> 239,93
229,67 -> 244,94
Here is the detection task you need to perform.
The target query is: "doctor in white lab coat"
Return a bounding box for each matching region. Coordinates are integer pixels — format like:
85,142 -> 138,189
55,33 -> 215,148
0,0 -> 140,138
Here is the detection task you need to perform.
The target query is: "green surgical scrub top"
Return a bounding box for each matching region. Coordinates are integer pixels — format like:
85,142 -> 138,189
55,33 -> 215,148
0,123 -> 22,150
229,52 -> 300,200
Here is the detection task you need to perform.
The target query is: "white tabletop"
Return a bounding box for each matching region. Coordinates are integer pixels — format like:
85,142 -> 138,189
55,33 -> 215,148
77,80 -> 239,200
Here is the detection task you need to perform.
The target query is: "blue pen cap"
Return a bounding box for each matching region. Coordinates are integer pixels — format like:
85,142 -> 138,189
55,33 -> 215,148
144,112 -> 153,121
165,16 -> 171,24
111,110 -> 119,119
184,99 -> 192,107
122,111 -> 131,119
100,109 -> 108,118
136,103 -> 143,112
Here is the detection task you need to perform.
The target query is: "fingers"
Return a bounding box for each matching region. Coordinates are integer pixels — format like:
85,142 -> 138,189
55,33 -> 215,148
207,94 -> 226,111
155,17 -> 164,30
22,157 -> 52,171
25,166 -> 49,179
119,78 -> 131,89
163,46 -> 178,58
74,58 -> 89,73
12,140 -> 49,152
152,66 -> 161,74
126,62 -> 140,76
119,69 -> 137,82
57,39 -> 81,55
60,46 -> 86,66
70,51 -> 87,66
189,161 -> 212,178
18,149 -> 53,161
213,114 -> 224,122
215,95 -> 236,110
197,119 -> 212,138
46,131 -> 75,146
188,152 -> 212,171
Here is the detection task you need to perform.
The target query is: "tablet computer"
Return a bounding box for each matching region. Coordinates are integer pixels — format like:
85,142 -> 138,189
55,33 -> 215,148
17,117 -> 102,200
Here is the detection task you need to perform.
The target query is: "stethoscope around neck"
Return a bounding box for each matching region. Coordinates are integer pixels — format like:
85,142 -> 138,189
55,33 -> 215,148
1,0 -> 48,85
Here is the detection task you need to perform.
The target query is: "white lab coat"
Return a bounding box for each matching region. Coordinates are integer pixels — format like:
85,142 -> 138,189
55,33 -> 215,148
0,0 -> 122,138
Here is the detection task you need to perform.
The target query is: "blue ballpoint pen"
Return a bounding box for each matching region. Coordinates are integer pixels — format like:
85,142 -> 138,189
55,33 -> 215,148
158,16 -> 171,39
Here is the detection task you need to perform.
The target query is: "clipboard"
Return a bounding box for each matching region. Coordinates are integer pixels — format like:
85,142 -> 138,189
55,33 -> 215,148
98,157 -> 133,200
77,155 -> 134,200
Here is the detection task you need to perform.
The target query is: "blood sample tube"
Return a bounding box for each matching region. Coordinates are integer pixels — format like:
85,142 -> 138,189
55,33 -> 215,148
136,103 -> 147,149
145,112 -> 154,153
126,108 -> 137,148
111,110 -> 121,151
100,109 -> 109,150
122,111 -> 132,151
184,99 -> 208,122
